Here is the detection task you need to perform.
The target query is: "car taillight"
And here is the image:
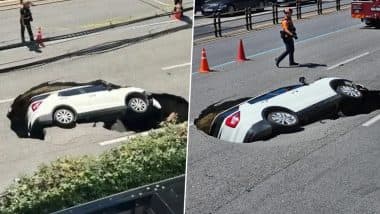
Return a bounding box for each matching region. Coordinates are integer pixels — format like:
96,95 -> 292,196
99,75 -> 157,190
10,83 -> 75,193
31,101 -> 42,111
225,111 -> 240,128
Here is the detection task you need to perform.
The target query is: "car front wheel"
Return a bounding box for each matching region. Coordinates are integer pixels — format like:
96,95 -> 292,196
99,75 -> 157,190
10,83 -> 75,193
126,95 -> 149,114
336,85 -> 362,99
267,110 -> 299,127
53,108 -> 76,128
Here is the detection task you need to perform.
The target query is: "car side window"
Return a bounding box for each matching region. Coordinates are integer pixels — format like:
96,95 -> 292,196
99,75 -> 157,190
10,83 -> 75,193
270,85 -> 303,95
82,85 -> 107,93
58,89 -> 81,97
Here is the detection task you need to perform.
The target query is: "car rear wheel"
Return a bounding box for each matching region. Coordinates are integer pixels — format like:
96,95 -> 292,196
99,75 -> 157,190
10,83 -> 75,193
336,85 -> 362,99
53,108 -> 76,128
127,95 -> 149,114
267,110 -> 299,127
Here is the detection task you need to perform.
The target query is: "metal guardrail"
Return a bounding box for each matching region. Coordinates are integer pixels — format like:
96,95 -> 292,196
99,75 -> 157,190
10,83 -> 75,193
195,0 -> 350,39
53,175 -> 185,214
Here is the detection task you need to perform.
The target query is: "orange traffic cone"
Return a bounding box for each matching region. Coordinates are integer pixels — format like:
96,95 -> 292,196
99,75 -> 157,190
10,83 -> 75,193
199,48 -> 210,73
171,3 -> 183,20
171,11 -> 182,20
236,39 -> 247,62
36,27 -> 45,47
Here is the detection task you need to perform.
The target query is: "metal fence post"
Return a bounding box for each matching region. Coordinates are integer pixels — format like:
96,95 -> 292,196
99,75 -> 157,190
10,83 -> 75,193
249,7 -> 253,30
245,8 -> 250,30
296,0 -> 302,19
317,0 -> 323,14
275,3 -> 279,24
272,3 -> 276,24
213,12 -> 218,37
217,12 -> 222,37
336,0 -> 340,10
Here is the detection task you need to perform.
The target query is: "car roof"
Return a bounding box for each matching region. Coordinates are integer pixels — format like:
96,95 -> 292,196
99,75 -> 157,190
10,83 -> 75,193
29,85 -> 94,100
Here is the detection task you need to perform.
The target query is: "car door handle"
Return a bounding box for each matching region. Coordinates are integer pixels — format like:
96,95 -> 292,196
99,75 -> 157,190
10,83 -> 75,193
89,94 -> 96,97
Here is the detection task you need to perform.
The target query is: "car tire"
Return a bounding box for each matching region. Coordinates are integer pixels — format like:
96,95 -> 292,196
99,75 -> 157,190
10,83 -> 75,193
126,94 -> 149,114
336,84 -> 363,116
267,110 -> 299,128
336,84 -> 363,99
53,107 -> 76,128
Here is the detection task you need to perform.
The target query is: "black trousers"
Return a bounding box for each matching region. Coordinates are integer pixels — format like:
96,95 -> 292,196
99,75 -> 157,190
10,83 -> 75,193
20,20 -> 34,42
277,38 -> 295,65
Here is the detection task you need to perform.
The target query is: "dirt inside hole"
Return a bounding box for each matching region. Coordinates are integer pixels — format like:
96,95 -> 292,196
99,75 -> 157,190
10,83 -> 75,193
194,97 -> 250,135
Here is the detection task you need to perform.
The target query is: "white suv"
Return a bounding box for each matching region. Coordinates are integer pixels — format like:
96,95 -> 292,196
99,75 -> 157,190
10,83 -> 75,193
26,82 -> 161,136
209,77 -> 365,143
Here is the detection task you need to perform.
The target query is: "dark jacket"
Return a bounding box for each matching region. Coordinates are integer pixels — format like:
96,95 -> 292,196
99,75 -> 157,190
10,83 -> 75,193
20,7 -> 33,23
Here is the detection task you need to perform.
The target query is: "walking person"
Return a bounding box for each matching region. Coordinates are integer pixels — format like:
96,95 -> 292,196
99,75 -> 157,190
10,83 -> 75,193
20,0 -> 34,43
275,7 -> 299,67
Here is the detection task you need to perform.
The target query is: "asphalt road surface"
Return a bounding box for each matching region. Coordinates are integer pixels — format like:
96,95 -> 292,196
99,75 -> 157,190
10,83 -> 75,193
186,10 -> 380,214
0,0 -> 193,46
0,10 -> 192,191
194,0 -> 351,39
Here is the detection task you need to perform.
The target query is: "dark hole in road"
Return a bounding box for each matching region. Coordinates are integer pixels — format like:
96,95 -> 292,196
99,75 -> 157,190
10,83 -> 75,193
194,97 -> 250,135
195,90 -> 380,142
7,81 -> 188,140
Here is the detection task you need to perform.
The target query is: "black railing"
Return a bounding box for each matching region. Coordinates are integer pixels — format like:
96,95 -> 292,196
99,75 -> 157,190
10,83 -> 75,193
194,0 -> 351,39
53,175 -> 185,214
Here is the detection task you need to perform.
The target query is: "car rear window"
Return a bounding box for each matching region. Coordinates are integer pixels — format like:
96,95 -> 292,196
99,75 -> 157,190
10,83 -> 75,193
30,94 -> 50,103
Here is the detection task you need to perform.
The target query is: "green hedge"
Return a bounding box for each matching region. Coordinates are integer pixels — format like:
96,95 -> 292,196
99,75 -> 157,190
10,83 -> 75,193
0,123 -> 187,214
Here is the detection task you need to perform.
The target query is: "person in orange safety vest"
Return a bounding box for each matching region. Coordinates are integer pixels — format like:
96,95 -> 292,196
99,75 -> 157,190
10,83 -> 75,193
275,7 -> 299,67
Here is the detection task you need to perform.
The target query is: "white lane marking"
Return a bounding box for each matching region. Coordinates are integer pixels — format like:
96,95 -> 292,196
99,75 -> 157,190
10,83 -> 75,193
362,114 -> 380,127
162,62 -> 191,71
98,130 -> 152,146
0,98 -> 14,104
152,0 -> 172,6
327,52 -> 369,70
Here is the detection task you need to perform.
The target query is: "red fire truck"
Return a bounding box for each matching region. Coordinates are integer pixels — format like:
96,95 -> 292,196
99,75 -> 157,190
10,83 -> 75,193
352,0 -> 380,26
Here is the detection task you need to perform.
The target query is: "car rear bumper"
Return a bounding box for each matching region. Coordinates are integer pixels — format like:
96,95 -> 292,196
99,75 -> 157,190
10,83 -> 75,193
243,120 -> 273,143
28,114 -> 52,134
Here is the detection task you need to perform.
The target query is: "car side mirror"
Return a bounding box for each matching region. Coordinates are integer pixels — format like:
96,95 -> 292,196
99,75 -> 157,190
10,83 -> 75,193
299,77 -> 307,85
106,84 -> 113,91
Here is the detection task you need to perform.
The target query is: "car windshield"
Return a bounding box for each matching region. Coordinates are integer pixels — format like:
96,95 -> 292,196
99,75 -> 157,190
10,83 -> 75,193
248,84 -> 303,104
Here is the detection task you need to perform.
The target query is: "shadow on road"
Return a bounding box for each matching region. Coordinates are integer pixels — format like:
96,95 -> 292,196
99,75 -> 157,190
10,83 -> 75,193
298,63 -> 327,68
278,63 -> 326,69
26,42 -> 42,53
